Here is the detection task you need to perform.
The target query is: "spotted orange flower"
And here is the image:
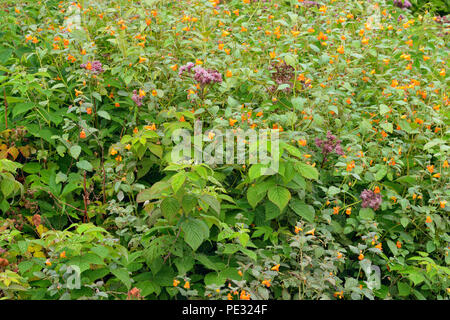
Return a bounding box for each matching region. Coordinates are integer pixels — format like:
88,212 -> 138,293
261,279 -> 271,287
271,264 -> 280,272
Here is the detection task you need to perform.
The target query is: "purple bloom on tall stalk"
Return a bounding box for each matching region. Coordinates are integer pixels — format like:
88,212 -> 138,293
178,62 -> 222,86
393,0 -> 411,9
132,90 -> 143,106
178,62 -> 195,76
193,66 -> 222,85
80,60 -> 104,74
360,189 -> 382,211
315,131 -> 344,166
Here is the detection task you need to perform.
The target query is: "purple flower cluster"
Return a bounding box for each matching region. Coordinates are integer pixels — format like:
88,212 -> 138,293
178,62 -> 195,76
80,60 -> 104,74
132,90 -> 143,106
299,1 -> 319,8
360,189 -> 382,211
179,62 -> 222,86
193,66 -> 222,85
268,61 -> 295,93
315,131 -> 344,162
393,0 -> 412,9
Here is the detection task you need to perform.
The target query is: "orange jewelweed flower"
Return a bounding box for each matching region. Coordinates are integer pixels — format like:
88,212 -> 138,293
271,264 -> 280,272
173,279 -> 180,287
425,216 -> 432,223
261,279 -> 271,287
79,130 -> 86,139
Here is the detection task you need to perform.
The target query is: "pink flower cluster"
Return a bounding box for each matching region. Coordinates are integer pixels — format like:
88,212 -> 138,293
132,90 -> 143,106
315,131 -> 344,162
360,189 -> 382,211
393,0 -> 412,9
80,60 -> 104,74
179,62 -> 222,85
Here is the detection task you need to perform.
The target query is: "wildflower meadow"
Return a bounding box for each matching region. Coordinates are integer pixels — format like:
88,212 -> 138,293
0,0 -> 448,301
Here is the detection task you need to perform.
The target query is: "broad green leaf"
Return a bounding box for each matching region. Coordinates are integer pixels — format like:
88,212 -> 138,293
289,200 -> 315,223
268,186 -> 291,211
69,145 -> 81,159
296,162 -> 319,180
181,218 -> 210,251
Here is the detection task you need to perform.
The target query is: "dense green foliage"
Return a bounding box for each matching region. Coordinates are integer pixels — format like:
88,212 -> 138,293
0,0 -> 448,300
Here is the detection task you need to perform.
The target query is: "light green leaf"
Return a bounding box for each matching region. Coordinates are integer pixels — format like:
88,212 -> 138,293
268,186 -> 291,211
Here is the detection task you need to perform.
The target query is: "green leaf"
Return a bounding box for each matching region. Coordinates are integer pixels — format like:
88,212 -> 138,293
97,110 -> 110,120
379,104 -> 390,115
204,272 -> 225,286
160,198 -> 180,222
289,200 -> 315,223
110,268 -> 132,290
375,166 -> 387,181
199,194 -> 221,215
171,172 -> 186,194
182,194 -> 197,213
136,281 -> 160,297
247,184 -> 267,208
387,240 -> 398,256
359,208 -> 375,220
92,92 -> 102,101
181,218 -> 210,251
296,162 -> 319,180
265,201 -> 281,220
1,177 -> 15,198
12,102 -> 35,118
268,186 -> 291,211
69,145 -> 81,159
397,282 -> 410,297
400,217 -> 409,228
281,142 -> 302,158
76,160 -> 93,172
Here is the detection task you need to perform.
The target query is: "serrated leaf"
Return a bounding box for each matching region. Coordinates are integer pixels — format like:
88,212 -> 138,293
181,218 -> 210,251
289,200 -> 315,222
76,160 -> 93,172
268,186 -> 291,211
69,145 -> 81,159
296,162 -> 319,180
